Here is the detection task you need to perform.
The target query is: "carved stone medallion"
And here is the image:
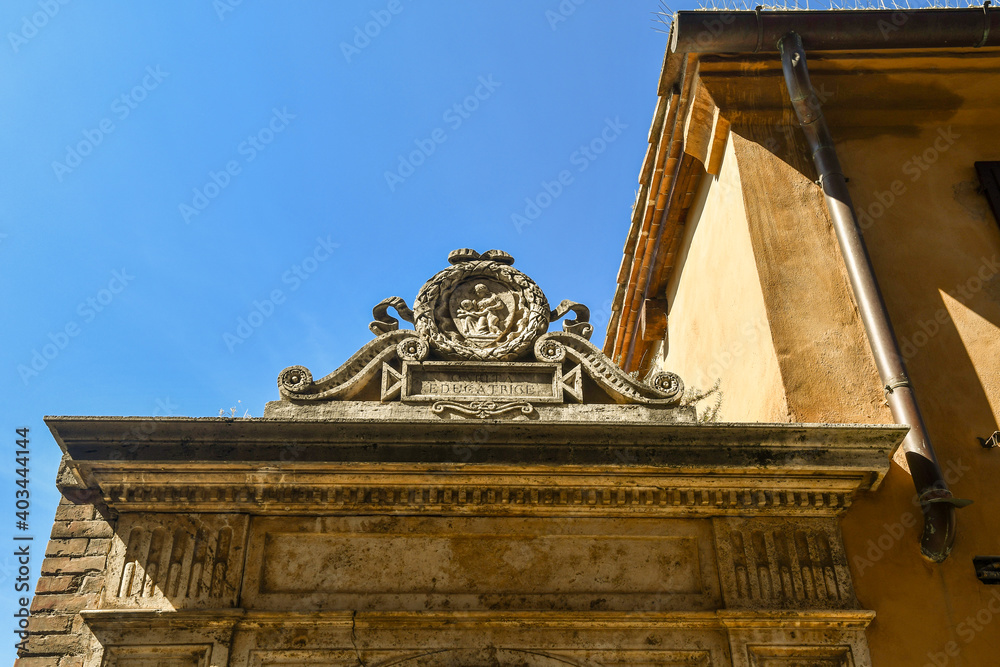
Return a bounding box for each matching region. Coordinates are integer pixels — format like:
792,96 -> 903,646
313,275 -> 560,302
412,249 -> 550,361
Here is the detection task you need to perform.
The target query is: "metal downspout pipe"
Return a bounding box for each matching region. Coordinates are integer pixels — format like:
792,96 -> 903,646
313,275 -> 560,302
777,32 -> 969,562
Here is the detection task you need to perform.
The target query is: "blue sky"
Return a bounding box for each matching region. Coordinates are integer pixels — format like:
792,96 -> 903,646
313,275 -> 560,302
0,1 -> 674,659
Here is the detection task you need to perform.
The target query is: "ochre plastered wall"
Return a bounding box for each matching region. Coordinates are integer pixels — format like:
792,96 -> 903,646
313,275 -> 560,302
616,45 -> 1000,667
731,131 -> 891,425
654,97 -> 1000,666
659,127 -> 890,426
663,117 -> 1000,667
833,121 -> 1000,667
659,136 -> 789,422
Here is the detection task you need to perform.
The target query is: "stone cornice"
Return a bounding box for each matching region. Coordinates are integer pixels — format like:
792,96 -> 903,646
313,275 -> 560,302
80,608 -> 876,631
90,472 -> 861,516
47,415 -> 904,461
47,417 -> 904,516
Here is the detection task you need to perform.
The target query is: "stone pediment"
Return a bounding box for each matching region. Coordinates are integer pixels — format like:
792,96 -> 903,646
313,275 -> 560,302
275,249 -> 686,419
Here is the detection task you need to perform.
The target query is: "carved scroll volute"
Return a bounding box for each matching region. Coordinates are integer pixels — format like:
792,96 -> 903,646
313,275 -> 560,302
370,296 -> 415,335
550,300 -> 593,340
533,332 -> 684,406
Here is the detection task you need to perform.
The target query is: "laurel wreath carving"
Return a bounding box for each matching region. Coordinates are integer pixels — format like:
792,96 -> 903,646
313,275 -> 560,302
413,260 -> 550,361
278,251 -> 684,409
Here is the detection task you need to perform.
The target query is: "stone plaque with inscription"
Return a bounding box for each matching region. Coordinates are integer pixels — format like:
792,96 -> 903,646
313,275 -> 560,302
402,362 -> 563,403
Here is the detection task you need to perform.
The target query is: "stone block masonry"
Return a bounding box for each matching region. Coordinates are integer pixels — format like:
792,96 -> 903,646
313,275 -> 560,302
16,497 -> 114,666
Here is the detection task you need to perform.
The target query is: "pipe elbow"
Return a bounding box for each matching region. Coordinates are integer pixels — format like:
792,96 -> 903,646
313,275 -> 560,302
920,501 -> 956,563
918,487 -> 972,562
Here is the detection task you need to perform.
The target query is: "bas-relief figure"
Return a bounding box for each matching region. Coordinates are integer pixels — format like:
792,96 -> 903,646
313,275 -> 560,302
454,282 -> 510,339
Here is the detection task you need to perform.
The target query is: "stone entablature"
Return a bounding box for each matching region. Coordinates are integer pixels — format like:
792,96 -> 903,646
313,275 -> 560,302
22,250 -> 904,666
80,608 -> 876,667
35,411 -> 902,666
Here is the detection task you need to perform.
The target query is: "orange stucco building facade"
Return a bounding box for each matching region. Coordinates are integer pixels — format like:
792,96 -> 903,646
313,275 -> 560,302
605,7 -> 1000,666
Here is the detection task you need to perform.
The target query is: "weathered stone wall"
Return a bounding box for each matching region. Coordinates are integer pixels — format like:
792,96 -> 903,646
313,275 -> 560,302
17,497 -> 114,667
23,502 -> 878,666
23,283 -> 903,666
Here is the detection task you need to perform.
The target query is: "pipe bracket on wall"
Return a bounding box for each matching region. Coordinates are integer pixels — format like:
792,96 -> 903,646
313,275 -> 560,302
974,556 -> 1000,584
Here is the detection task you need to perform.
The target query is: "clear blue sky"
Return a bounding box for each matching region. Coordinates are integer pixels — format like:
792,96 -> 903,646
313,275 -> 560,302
0,1 -> 676,660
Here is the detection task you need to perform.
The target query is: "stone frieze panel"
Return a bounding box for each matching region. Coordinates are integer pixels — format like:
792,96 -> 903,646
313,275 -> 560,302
714,517 -> 857,610
227,613 -> 732,667
744,644 -> 854,666
81,609 -> 241,667
242,516 -> 721,612
724,624 -> 872,667
103,513 -> 249,610
101,644 -> 212,667
246,648 -> 714,666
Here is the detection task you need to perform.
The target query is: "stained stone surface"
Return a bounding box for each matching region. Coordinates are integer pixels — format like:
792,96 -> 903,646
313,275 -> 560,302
243,516 -> 719,612
103,513 -> 248,611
